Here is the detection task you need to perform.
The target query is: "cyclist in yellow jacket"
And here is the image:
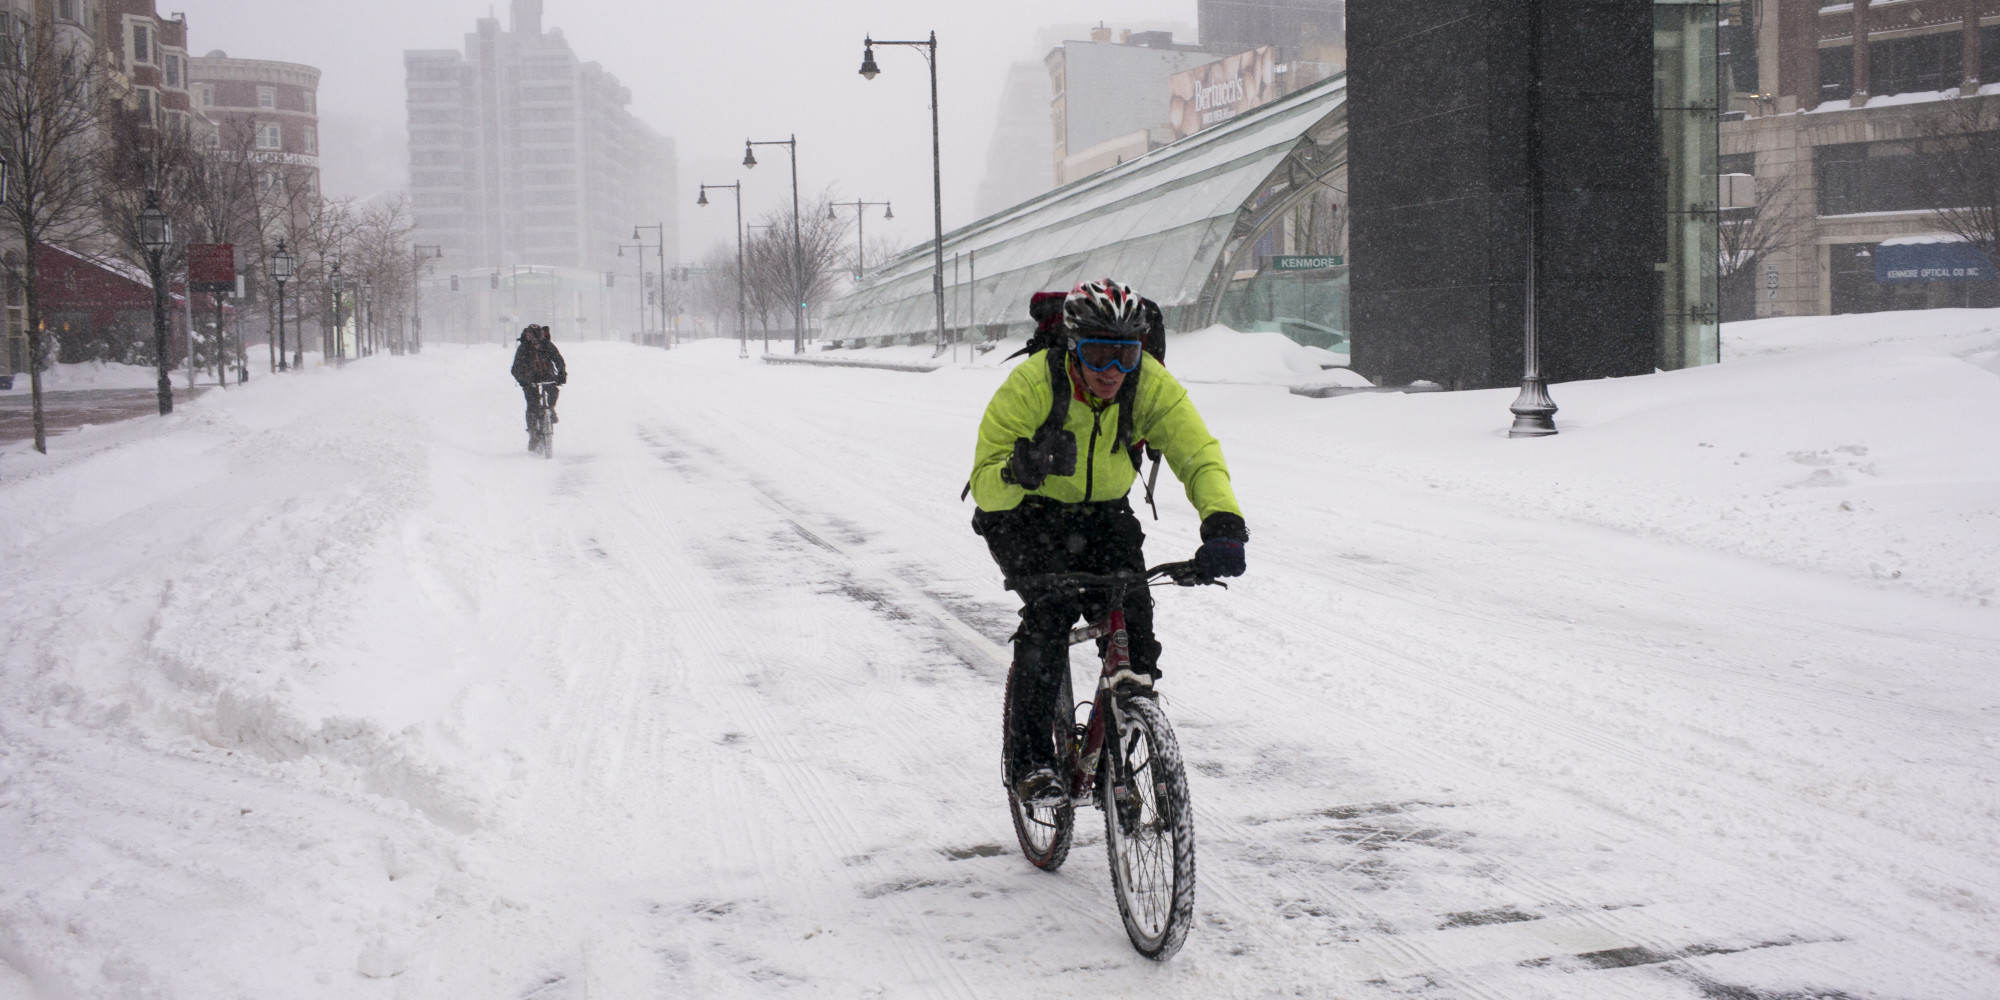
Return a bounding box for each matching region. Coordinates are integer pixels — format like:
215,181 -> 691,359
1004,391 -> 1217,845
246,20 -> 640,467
970,278 -> 1248,805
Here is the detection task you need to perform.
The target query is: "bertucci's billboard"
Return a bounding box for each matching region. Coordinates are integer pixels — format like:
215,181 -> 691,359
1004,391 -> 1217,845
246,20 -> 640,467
1169,46 -> 1278,141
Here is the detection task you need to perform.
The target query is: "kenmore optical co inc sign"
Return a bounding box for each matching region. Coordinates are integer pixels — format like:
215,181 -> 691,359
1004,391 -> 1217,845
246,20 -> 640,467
1169,46 -> 1279,140
1874,240 -> 1993,283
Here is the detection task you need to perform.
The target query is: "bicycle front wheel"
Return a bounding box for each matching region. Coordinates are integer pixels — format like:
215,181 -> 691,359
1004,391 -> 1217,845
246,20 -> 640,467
1005,665 -> 1075,871
1102,695 -> 1195,960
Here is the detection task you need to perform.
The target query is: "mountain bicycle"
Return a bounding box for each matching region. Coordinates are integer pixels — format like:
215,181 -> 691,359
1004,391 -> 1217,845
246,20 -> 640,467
1001,561 -> 1219,960
527,382 -> 556,458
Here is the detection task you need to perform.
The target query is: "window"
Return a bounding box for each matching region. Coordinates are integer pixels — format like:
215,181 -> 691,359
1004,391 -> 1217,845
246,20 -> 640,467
199,85 -> 214,107
131,23 -> 150,65
257,86 -> 275,109
259,169 -> 281,191
164,54 -> 181,88
134,87 -> 155,124
55,0 -> 77,22
304,92 -> 315,113
256,122 -> 282,150
1816,139 -> 1954,215
304,128 -> 317,154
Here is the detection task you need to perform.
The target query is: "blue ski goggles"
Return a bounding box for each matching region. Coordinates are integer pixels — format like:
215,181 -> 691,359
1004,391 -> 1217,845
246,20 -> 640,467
1073,338 -> 1144,373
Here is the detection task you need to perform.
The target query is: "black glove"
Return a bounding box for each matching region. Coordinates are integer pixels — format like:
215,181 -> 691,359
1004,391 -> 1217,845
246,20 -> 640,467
1194,511 -> 1249,578
1001,426 -> 1077,491
556,375 -> 567,386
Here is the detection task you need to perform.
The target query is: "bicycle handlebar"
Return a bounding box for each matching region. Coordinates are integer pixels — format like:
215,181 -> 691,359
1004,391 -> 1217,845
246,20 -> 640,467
1004,560 -> 1224,595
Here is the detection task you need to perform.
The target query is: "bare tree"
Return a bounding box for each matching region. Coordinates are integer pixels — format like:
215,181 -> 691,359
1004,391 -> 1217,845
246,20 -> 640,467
0,21 -> 100,453
1718,174 -> 1809,322
1913,95 -> 2000,286
690,241 -> 741,342
744,191 -> 853,347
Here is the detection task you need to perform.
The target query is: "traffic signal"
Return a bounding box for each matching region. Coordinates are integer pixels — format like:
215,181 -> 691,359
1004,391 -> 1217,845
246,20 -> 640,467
605,271 -> 615,287
489,272 -> 499,289
449,274 -> 459,291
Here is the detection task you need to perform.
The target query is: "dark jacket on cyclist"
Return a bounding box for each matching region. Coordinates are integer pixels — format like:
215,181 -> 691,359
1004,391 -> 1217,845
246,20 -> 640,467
511,327 -> 566,431
970,279 -> 1248,788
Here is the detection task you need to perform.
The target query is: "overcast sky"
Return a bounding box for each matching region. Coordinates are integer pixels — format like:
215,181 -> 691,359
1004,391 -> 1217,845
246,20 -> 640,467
181,0 -> 1197,263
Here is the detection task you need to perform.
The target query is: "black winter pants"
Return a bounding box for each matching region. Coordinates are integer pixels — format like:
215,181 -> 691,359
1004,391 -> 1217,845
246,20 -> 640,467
522,383 -> 559,430
975,497 -> 1159,780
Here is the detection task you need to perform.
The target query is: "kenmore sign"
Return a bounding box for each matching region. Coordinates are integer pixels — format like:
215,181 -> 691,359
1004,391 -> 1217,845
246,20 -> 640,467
1874,241 -> 1993,283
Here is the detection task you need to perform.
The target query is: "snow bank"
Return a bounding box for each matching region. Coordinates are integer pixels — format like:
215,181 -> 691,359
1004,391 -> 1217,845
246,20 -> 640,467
806,323 -> 1359,386
1,360 -> 166,393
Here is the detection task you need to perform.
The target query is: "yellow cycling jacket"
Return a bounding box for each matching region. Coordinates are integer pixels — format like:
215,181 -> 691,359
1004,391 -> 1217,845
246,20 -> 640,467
970,351 -> 1242,520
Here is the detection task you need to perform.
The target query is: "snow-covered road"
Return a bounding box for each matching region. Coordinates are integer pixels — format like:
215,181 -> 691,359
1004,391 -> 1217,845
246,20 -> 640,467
4,318 -> 1999,998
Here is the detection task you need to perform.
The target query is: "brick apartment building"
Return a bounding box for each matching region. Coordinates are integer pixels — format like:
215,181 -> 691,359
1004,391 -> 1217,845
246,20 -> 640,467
1723,0 -> 2000,318
190,51 -> 323,221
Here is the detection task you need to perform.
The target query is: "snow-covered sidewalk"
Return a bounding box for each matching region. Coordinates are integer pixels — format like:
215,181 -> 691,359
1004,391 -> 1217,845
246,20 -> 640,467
2,311 -> 1997,998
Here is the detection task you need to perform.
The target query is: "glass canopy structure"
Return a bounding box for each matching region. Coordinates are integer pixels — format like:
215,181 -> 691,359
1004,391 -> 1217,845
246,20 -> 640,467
825,74 -> 1350,347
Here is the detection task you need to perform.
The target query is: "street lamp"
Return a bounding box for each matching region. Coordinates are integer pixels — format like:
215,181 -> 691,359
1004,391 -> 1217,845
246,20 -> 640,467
411,244 -> 441,355
829,198 -> 891,282
270,240 -> 293,371
327,260 -> 346,362
859,31 -> 948,357
1508,30 -> 1557,438
140,192 -> 174,415
615,244 -> 645,342
360,279 -> 374,357
699,181 -> 749,359
744,135 -> 806,354
634,223 -> 669,347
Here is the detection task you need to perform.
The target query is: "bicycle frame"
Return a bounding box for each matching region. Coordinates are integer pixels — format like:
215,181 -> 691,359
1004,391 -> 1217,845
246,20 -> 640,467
1069,606 -> 1130,802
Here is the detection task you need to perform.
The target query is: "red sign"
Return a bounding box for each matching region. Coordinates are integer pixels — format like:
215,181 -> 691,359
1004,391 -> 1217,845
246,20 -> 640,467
188,243 -> 235,292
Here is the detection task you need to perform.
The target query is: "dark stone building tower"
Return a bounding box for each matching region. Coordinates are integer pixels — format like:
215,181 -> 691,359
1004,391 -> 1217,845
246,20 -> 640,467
1347,2 -> 1670,390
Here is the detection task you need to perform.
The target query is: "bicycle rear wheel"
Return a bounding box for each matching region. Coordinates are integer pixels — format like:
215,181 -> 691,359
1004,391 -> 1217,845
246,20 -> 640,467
534,401 -> 554,459
1102,695 -> 1195,960
1005,664 -> 1075,870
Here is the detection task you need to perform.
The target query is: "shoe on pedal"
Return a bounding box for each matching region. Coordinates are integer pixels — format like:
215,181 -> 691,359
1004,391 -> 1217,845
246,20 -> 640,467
1012,766 -> 1064,807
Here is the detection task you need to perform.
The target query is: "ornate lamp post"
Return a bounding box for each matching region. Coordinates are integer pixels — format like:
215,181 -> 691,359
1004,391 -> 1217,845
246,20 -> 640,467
859,32 -> 948,356
742,136 -> 806,354
698,182 -> 749,359
359,278 -> 374,357
828,199 -> 892,281
327,260 -> 346,362
270,240 -> 293,370
1508,22 -> 1557,438
140,193 -> 174,415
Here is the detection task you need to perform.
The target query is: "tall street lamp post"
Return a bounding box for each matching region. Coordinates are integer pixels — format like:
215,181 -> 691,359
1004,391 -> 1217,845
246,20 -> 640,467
743,136 -> 806,354
859,32 -> 948,356
140,193 -> 174,415
828,199 -> 892,281
1508,15 -> 1558,438
360,279 -> 375,357
633,223 -> 669,348
615,244 -> 644,342
412,244 -> 441,355
698,182 -> 749,359
271,240 -> 293,371
328,260 -> 346,362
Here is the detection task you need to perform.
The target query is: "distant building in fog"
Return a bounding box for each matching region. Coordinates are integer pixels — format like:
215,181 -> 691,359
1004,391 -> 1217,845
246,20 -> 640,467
402,0 -> 675,274
974,60 -> 1056,219
1047,27 -> 1213,185
1198,0 -> 1346,65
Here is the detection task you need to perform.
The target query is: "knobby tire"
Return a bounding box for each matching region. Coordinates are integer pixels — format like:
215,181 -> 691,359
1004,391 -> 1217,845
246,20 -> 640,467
1102,694 -> 1195,960
1005,665 -> 1075,871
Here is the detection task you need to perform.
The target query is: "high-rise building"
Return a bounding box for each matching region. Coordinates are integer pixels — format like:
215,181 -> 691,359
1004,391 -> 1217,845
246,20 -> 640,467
402,0 -> 674,274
